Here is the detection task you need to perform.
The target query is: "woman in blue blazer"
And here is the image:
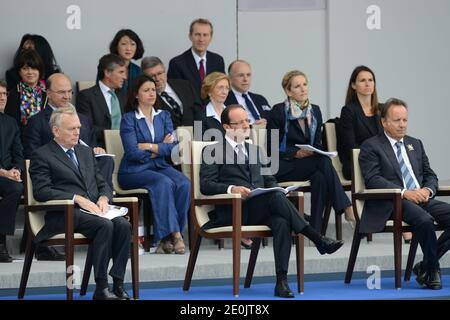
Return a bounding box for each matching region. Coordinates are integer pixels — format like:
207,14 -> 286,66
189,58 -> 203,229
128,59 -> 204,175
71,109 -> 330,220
118,75 -> 190,254
267,70 -> 354,232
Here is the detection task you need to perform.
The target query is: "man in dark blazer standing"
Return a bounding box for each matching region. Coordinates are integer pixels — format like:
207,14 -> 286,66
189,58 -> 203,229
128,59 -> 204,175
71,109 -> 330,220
0,80 -> 24,263
76,54 -> 127,147
141,56 -> 201,129
225,60 -> 271,124
200,104 -> 343,298
359,98 -> 450,290
29,106 -> 131,300
167,18 -> 225,102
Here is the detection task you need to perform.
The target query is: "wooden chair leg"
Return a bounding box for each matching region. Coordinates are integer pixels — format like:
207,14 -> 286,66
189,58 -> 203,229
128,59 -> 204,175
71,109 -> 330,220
367,233 -> 373,242
244,238 -> 262,288
131,203 -> 140,300
295,234 -> 304,293
335,212 -> 342,241
404,234 -> 419,281
183,233 -> 202,291
345,231 -> 363,284
393,230 -> 402,289
18,239 -> 35,299
142,197 -> 151,252
217,239 -> 224,249
232,233 -> 241,297
321,203 -> 332,236
80,244 -> 94,296
65,243 -> 74,300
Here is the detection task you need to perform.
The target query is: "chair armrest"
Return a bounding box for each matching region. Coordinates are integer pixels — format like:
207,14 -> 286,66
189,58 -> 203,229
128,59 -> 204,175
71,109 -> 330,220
437,186 -> 450,197
353,188 -> 402,200
112,197 -> 139,203
27,200 -> 75,211
286,191 -> 304,197
195,193 -> 242,206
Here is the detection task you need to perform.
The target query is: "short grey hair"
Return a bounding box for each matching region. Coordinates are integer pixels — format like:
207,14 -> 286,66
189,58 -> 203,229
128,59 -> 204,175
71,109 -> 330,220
49,103 -> 78,129
0,79 -> 7,89
141,56 -> 164,70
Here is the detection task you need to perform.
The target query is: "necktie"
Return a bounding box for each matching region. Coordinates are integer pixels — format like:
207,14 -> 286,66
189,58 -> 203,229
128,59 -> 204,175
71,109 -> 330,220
235,144 -> 247,163
199,59 -> 205,82
109,90 -> 122,129
395,141 -> 417,190
242,93 -> 260,121
66,149 -> 79,168
160,91 -> 183,120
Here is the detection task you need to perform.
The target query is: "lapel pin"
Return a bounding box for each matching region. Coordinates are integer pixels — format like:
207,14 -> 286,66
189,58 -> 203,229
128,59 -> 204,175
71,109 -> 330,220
407,144 -> 414,151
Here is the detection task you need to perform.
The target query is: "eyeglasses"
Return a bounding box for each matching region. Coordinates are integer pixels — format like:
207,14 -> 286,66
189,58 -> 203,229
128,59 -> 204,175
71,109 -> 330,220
0,92 -> 8,97
229,119 -> 251,126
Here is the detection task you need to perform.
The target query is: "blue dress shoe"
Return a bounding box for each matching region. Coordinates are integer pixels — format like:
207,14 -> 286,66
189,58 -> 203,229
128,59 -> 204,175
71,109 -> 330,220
316,236 -> 344,255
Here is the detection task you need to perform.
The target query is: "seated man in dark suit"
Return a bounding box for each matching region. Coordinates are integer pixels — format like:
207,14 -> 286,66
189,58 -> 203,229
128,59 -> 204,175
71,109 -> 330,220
200,104 -> 344,298
0,79 -> 24,263
225,60 -> 271,125
141,56 -> 202,129
359,98 -> 450,290
167,18 -> 225,103
76,53 -> 127,147
29,105 -> 131,300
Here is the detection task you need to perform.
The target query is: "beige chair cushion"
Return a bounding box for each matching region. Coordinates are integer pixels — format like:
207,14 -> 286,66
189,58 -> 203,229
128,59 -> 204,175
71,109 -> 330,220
76,81 -> 95,92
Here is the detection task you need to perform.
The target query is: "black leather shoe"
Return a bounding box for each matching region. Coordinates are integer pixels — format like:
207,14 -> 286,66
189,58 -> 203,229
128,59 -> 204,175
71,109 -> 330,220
35,246 -> 65,261
93,287 -> 122,300
113,286 -> 130,300
316,236 -> 344,255
274,279 -> 295,298
425,269 -> 442,290
0,244 -> 13,263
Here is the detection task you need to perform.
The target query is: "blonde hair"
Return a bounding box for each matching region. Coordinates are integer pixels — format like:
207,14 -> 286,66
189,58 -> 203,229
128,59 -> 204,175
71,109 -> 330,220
281,70 -> 308,93
201,72 -> 229,100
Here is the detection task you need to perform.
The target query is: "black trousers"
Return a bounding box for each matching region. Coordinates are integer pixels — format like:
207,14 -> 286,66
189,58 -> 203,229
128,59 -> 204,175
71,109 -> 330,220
0,177 -> 23,235
246,191 -> 308,275
35,210 -> 131,281
276,155 -> 351,231
401,198 -> 450,270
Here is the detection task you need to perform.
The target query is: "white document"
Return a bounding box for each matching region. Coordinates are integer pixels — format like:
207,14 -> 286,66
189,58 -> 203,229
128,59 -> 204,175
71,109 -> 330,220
95,153 -> 115,158
295,144 -> 337,158
81,205 -> 128,220
249,185 -> 303,198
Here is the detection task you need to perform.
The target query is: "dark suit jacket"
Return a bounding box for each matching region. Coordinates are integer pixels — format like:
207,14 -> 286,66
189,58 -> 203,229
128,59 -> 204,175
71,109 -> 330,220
195,105 -> 225,141
23,105 -> 97,158
338,101 -> 383,180
359,133 -> 438,233
157,79 -> 202,128
0,113 -> 24,171
267,102 -> 324,160
29,141 -> 112,242
76,84 -> 126,147
167,49 -> 225,101
224,91 -> 271,120
200,140 -> 278,227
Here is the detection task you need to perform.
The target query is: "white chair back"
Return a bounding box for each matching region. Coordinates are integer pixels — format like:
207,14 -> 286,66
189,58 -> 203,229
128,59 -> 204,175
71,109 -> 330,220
175,126 -> 193,179
25,160 -> 46,236
351,149 -> 365,219
324,122 -> 348,183
76,81 -> 95,92
192,141 -> 218,227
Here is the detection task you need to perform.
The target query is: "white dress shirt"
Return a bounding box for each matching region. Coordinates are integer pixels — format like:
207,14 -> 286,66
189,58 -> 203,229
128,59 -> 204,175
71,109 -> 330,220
161,83 -> 183,113
225,134 -> 248,194
99,81 -> 114,115
231,88 -> 260,124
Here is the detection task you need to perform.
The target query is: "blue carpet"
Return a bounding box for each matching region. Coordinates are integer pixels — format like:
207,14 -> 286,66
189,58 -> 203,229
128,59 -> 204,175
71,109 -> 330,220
1,275 -> 449,300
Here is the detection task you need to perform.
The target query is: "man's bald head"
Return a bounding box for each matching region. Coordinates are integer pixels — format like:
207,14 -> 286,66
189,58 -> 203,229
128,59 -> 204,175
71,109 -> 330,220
46,73 -> 73,108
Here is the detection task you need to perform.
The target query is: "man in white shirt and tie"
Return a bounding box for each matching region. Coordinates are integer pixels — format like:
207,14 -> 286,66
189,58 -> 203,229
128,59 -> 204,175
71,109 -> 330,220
225,60 -> 271,126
